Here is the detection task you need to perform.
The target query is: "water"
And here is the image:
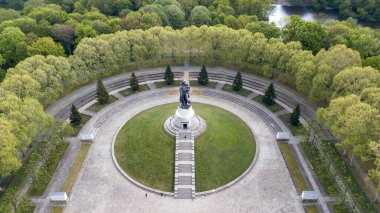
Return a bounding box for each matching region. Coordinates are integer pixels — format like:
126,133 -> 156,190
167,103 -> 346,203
268,5 -> 380,29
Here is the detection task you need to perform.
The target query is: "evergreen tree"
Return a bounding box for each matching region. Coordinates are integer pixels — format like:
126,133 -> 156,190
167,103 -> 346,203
69,104 -> 81,126
164,65 -> 174,85
96,79 -> 109,104
130,72 -> 139,91
290,104 -> 301,126
198,64 -> 208,85
262,82 -> 276,105
232,71 -> 242,91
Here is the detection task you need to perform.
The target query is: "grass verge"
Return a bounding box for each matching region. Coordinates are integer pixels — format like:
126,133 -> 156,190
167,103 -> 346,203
61,144 -> 91,194
304,205 -> 319,213
279,143 -> 308,193
155,80 -> 181,88
50,207 -> 63,213
253,95 -> 284,112
87,95 -> 118,112
119,84 -> 150,97
189,80 -> 217,88
279,114 -> 306,136
29,142 -> 70,196
222,84 -> 252,97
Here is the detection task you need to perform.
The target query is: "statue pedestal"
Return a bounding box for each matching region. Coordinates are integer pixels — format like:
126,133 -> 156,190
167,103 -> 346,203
164,106 -> 206,137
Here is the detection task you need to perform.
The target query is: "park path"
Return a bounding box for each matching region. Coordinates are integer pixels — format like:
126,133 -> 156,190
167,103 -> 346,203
37,65 -> 378,212
174,130 -> 195,199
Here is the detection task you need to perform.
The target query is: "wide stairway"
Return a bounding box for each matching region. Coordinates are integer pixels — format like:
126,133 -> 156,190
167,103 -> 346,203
174,130 -> 195,199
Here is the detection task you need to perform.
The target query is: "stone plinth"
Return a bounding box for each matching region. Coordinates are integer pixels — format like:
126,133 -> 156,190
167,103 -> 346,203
164,106 -> 206,138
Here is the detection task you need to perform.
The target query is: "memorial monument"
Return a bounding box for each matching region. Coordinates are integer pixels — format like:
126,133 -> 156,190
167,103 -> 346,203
164,81 -> 206,137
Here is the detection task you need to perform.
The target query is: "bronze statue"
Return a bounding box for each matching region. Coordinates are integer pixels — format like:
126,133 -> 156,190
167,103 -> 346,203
179,81 -> 191,109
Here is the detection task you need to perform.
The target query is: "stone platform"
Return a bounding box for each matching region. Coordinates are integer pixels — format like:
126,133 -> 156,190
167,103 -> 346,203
164,107 -> 206,138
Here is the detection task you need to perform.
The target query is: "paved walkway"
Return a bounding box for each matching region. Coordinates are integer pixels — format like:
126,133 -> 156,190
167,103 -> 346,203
174,130 -> 195,199
63,89 -> 304,213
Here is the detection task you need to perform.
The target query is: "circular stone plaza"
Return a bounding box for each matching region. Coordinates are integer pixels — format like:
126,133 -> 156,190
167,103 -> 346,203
37,66 -> 333,213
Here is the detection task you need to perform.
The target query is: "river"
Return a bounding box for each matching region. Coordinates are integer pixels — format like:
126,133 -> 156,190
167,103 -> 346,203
268,4 -> 380,29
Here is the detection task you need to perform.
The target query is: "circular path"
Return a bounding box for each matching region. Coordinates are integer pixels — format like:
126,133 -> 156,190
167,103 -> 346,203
64,87 -> 303,213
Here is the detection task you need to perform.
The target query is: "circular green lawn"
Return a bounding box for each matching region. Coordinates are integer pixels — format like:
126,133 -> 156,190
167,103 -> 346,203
114,103 -> 255,192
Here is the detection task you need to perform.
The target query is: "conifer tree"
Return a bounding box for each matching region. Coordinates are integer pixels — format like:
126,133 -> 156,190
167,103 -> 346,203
290,104 -> 301,126
164,65 -> 174,85
96,79 -> 109,104
232,72 -> 242,91
262,82 -> 276,105
198,64 -> 208,85
69,104 -> 81,126
130,72 -> 139,91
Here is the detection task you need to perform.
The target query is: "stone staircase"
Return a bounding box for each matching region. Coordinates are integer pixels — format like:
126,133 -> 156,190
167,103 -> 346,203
174,130 -> 195,199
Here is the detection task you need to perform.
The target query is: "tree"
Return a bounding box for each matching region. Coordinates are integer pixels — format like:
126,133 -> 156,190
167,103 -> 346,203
362,141 -> 380,202
0,187 -> 32,213
198,64 -> 208,85
232,71 -> 242,91
164,5 -> 185,29
0,118 -> 20,176
27,37 -> 65,57
0,27 -> 27,69
189,6 -> 211,27
130,72 -> 139,91
53,24 -> 75,54
0,74 -> 41,100
164,65 -> 174,85
332,66 -> 380,98
69,104 -> 81,126
74,23 -> 97,44
262,82 -> 276,105
290,104 -> 301,126
96,79 -> 109,104
361,87 -> 380,110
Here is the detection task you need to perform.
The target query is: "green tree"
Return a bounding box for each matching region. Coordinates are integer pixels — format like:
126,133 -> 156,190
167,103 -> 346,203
232,71 -> 242,91
0,118 -> 20,176
164,65 -> 174,85
332,66 -> 380,98
96,79 -> 109,104
361,87 -> 380,110
290,104 -> 300,126
262,82 -> 276,105
0,27 -> 27,69
27,37 -> 65,57
53,24 -> 75,54
69,104 -> 81,126
0,187 -> 32,213
0,8 -> 20,23
0,74 -> 41,100
130,72 -> 139,91
189,6 -> 211,27
198,64 -> 208,85
164,5 -> 184,29
74,23 -> 97,44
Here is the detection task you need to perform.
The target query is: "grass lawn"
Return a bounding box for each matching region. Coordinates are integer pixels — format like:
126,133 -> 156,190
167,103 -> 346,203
279,114 -> 306,136
304,205 -> 319,213
61,144 -> 91,194
87,95 -> 118,112
222,84 -> 252,97
253,95 -> 284,112
193,103 -> 256,191
114,103 -> 255,192
119,84 -> 150,97
279,143 -> 308,193
114,104 -> 176,192
189,80 -> 217,88
50,207 -> 63,213
72,114 -> 91,136
155,80 -> 181,88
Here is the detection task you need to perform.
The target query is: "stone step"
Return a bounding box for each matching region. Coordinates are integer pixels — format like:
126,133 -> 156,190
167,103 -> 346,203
178,131 -> 192,139
176,153 -> 193,161
175,188 -> 194,199
176,142 -> 193,150
178,164 -> 193,173
176,176 -> 194,185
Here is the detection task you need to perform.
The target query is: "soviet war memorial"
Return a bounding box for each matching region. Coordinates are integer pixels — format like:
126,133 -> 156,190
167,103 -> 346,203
1,1 -> 380,213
